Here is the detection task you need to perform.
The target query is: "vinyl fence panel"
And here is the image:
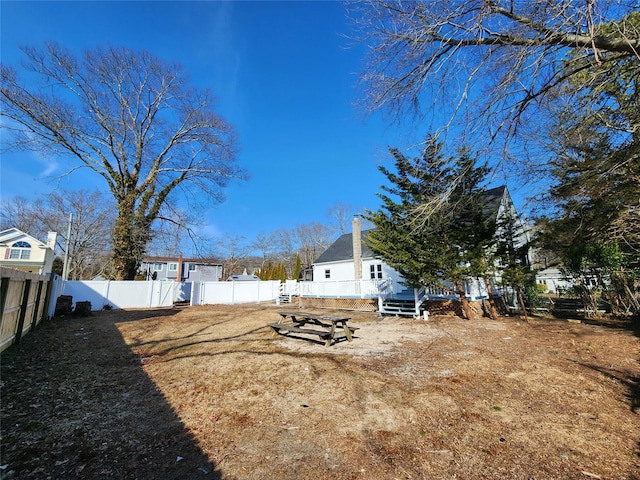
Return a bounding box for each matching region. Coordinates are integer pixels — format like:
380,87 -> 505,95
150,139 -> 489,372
62,280 -> 175,310
193,280 -> 281,305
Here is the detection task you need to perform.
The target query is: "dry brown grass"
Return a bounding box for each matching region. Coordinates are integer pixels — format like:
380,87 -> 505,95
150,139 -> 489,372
2,303 -> 639,479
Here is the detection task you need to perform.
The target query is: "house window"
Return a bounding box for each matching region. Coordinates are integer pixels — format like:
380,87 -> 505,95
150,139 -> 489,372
9,241 -> 31,260
370,264 -> 383,279
324,269 -> 331,279
188,264 -> 197,271
168,263 -> 178,271
153,263 -> 163,271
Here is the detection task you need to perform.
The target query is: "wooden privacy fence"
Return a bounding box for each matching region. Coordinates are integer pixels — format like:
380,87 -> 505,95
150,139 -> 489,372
0,267 -> 52,353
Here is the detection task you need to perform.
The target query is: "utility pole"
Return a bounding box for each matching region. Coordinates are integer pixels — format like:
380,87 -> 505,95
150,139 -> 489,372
62,213 -> 73,280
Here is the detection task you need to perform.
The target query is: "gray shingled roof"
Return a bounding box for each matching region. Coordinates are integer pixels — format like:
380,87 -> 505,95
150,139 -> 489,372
314,229 -> 375,264
314,186 -> 507,265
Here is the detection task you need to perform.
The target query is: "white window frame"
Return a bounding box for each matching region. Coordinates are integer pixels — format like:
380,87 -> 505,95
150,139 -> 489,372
168,263 -> 178,271
153,263 -> 163,271
9,241 -> 31,260
370,264 -> 383,279
324,269 -> 331,279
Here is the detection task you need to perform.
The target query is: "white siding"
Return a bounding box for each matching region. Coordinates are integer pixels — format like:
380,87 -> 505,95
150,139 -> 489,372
313,261 -> 354,282
313,258 -> 406,294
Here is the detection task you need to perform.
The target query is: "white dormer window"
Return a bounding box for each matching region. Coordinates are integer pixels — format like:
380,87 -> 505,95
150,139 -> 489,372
9,241 -> 31,260
168,263 -> 178,271
153,263 -> 163,271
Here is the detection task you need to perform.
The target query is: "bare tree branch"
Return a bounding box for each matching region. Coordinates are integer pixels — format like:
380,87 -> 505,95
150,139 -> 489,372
1,44 -> 246,279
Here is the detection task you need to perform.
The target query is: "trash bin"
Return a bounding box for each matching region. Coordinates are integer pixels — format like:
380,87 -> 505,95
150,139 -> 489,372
74,301 -> 92,317
55,295 -> 73,316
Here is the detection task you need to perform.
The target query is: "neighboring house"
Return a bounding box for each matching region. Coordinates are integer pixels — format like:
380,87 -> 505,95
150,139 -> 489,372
140,256 -> 223,282
535,268 -> 574,295
0,228 -> 58,276
313,186 -> 529,288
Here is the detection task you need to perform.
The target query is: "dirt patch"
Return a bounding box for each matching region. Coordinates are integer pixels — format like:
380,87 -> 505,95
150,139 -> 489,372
2,303 -> 639,479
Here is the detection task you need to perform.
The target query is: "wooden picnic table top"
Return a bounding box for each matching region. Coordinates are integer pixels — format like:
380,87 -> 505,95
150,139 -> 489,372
277,311 -> 351,322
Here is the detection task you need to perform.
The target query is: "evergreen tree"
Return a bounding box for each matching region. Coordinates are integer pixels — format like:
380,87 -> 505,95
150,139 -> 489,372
494,211 -> 534,319
365,136 -> 495,320
292,254 -> 302,281
257,261 -> 288,282
542,15 -> 640,316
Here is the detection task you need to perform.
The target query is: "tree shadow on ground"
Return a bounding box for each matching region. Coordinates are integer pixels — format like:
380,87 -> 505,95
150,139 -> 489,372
1,310 -> 220,480
531,311 -> 640,337
579,363 -> 640,415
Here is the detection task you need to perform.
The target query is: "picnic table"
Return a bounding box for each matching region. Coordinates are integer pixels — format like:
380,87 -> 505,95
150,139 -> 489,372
268,311 -> 358,347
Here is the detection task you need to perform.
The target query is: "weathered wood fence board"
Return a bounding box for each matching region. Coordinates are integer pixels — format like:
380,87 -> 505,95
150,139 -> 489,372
0,268 -> 52,352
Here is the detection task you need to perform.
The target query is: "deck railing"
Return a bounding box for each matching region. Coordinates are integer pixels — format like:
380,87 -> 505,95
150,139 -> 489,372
297,279 -> 386,298
283,278 -> 489,302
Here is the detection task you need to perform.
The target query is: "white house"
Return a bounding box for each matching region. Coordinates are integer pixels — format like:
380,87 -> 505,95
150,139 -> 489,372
313,186 -> 528,286
312,217 -> 404,293
535,267 -> 573,294
309,186 -> 533,314
0,228 -> 58,276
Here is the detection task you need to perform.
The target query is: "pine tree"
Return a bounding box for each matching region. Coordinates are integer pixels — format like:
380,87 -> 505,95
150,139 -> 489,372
365,136 -> 495,320
542,17 -> 640,316
292,254 -> 302,281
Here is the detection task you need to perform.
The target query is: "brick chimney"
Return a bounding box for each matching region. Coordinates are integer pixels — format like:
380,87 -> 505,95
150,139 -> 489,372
176,253 -> 183,282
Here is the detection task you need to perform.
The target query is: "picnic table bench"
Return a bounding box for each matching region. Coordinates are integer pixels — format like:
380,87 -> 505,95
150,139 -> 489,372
268,311 -> 358,347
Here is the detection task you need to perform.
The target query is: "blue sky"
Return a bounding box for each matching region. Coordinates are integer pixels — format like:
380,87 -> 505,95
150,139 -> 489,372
0,1 -> 523,250
0,1 -> 401,242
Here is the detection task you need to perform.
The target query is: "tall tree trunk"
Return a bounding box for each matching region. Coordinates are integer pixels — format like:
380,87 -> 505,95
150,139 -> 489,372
111,195 -> 152,280
483,276 -> 500,320
456,280 -> 474,321
517,287 -> 529,323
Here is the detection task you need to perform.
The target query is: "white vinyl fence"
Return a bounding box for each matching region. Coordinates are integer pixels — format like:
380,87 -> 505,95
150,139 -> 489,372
191,280 -> 281,306
63,280 -> 176,310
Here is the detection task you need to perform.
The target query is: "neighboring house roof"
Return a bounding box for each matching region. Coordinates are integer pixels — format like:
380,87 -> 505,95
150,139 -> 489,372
0,228 -> 54,250
0,228 -> 58,275
142,256 -> 222,265
227,274 -> 260,281
314,229 -> 375,264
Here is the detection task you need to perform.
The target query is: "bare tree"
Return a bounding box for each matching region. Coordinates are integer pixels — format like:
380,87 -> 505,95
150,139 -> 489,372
145,203 -> 203,258
215,234 -> 250,279
0,196 -> 41,234
350,1 -> 639,153
1,43 -> 244,279
1,190 -> 114,279
251,231 -> 278,270
272,228 -> 298,277
294,222 -> 334,268
327,202 -> 356,235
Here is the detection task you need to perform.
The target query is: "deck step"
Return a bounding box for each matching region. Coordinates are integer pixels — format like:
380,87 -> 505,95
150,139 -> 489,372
277,293 -> 297,304
380,297 -> 419,316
